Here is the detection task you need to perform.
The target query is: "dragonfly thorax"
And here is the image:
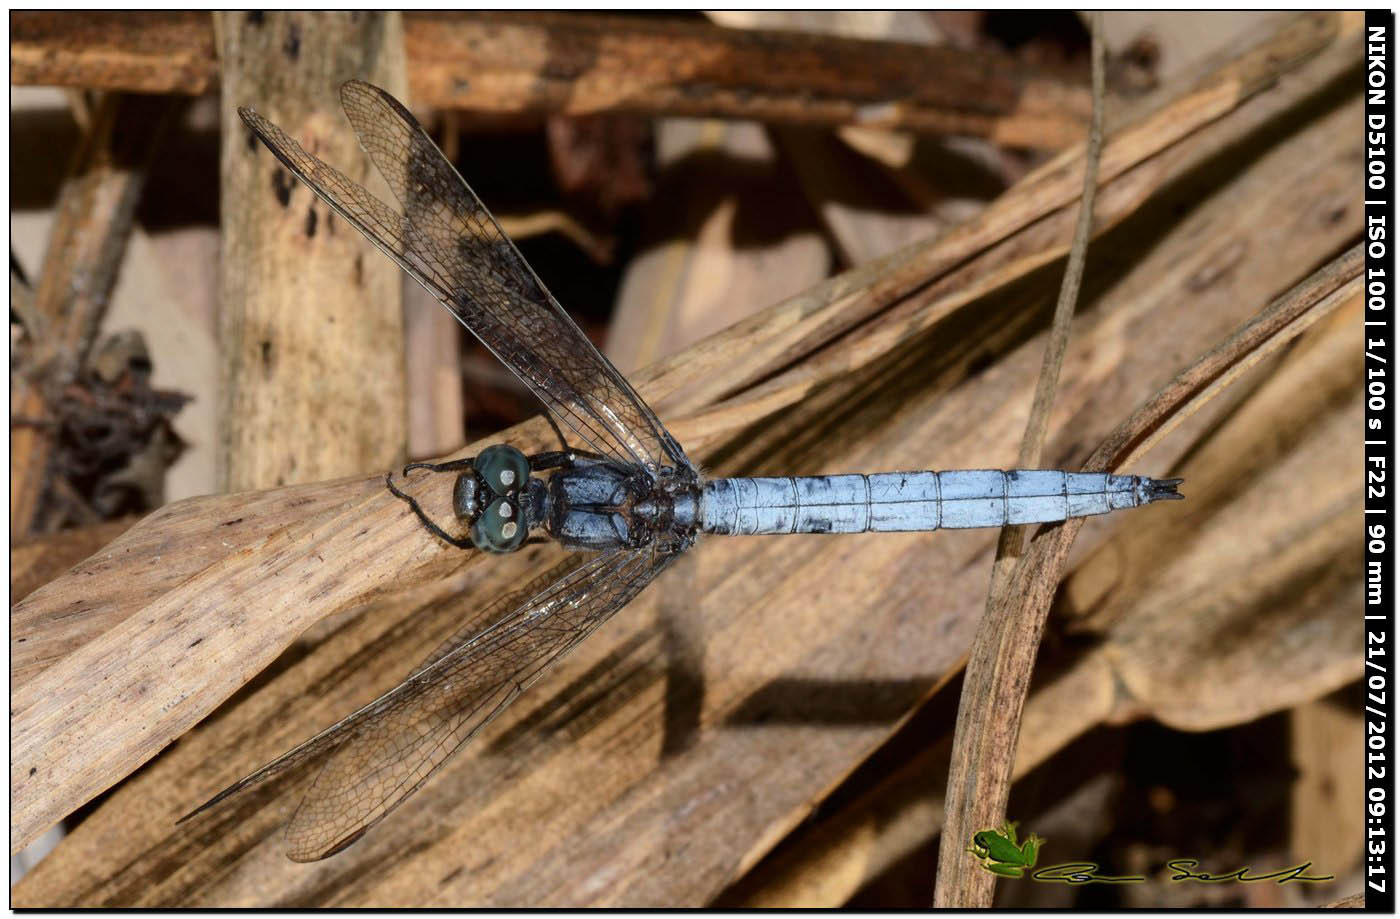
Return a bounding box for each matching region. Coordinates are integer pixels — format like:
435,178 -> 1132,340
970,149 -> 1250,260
544,457 -> 700,552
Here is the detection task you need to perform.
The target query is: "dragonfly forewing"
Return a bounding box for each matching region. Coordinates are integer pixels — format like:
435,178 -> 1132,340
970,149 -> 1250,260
237,82 -> 689,475
182,548 -> 673,861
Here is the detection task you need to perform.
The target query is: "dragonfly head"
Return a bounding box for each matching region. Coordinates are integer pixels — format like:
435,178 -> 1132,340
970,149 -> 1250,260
458,444 -> 535,553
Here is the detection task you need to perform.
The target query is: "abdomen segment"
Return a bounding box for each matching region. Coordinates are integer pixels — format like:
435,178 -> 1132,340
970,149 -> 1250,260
699,470 -> 1181,535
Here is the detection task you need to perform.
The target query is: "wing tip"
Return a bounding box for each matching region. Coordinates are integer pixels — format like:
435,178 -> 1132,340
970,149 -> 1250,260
289,825 -> 371,863
339,79 -> 416,125
338,79 -> 366,103
339,79 -> 381,109
174,788 -> 227,826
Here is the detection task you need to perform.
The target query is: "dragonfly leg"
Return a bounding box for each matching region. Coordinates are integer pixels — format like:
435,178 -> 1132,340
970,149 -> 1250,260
538,413 -> 622,463
543,411 -> 573,453
529,451 -> 575,471
384,472 -> 475,550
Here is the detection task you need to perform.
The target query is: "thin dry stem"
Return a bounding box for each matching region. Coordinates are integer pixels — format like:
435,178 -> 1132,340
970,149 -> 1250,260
934,12 -> 1107,908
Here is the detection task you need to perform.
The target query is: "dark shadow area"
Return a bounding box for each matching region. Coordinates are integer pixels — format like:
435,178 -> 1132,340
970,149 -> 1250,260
713,671 -> 964,906
839,688 -> 1354,908
10,107 -> 84,210
483,627 -> 664,757
983,10 -> 1090,68
657,554 -> 706,756
725,676 -> 945,727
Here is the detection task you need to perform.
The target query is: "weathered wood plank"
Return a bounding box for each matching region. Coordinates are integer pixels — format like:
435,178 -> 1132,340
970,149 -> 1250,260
216,11 -> 407,491
13,11 -> 1093,147
11,10 -> 219,94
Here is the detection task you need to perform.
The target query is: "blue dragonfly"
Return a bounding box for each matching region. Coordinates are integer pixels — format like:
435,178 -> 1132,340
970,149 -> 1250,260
184,81 -> 1181,861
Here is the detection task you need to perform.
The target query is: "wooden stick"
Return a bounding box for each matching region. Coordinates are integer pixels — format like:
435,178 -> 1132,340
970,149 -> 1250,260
216,12 -> 408,491
14,11 -> 1093,148
403,282 -> 466,459
11,11 -> 220,94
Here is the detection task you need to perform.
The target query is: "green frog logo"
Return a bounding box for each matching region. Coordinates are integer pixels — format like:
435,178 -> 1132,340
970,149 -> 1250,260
967,821 -> 1044,878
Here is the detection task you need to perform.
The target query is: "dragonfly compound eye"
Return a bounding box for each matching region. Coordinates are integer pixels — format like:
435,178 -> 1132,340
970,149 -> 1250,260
470,497 -> 528,553
476,444 -> 531,497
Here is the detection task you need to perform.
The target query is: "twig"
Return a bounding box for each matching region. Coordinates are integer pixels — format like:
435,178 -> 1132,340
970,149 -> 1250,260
10,92 -> 175,536
1088,245 -> 1362,472
1018,14 -> 1107,471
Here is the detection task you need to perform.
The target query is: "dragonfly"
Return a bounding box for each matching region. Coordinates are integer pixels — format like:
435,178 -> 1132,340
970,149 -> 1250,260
183,80 -> 1183,862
